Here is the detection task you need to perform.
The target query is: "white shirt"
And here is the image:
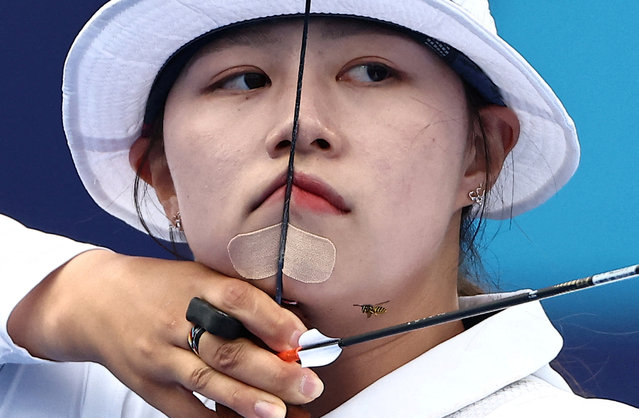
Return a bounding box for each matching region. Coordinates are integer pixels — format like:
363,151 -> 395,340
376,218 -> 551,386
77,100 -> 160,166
0,215 -> 97,365
326,295 -> 638,417
1,214 -> 636,417
0,215 -> 165,417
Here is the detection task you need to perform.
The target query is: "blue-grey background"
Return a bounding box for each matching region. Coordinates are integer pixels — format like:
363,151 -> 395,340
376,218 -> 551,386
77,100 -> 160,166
1,1 -> 637,407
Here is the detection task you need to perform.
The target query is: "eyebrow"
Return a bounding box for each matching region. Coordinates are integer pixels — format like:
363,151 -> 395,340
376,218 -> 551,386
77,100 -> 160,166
197,17 -> 396,55
316,18 -> 398,39
196,25 -> 284,55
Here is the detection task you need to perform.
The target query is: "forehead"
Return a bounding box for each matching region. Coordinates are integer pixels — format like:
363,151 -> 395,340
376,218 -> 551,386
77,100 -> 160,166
191,16 -> 414,57
144,16 -> 438,124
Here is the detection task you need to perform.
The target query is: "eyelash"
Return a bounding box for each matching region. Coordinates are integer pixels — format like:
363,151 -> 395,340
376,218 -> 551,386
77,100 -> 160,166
338,62 -> 397,84
210,70 -> 271,92
208,60 -> 397,93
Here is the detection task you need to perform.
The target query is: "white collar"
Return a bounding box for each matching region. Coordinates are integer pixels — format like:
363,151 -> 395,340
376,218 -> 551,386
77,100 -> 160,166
324,294 -> 566,417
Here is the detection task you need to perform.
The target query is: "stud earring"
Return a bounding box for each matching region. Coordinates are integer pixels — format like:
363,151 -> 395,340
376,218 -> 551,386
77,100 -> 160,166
171,211 -> 183,232
168,211 -> 186,244
468,184 -> 486,205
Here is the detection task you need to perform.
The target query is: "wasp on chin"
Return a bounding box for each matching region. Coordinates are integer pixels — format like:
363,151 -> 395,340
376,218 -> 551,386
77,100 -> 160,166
353,301 -> 390,318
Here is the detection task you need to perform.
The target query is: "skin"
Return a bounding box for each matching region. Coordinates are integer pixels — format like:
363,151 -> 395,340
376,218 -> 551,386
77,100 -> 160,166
2,15 -> 520,418
139,18 -> 519,416
8,250 -> 315,418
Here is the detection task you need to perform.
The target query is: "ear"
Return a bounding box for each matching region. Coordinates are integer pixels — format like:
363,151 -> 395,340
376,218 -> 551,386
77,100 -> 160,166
457,105 -> 520,208
129,136 -> 179,220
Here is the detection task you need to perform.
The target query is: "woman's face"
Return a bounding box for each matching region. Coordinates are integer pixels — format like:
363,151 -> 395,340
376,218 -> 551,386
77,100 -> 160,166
158,18 -> 479,317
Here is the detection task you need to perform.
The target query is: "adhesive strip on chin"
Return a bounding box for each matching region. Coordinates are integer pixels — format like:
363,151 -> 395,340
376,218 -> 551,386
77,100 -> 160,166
227,223 -> 335,283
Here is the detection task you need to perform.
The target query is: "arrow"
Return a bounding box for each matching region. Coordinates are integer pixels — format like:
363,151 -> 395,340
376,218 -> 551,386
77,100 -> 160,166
279,264 -> 639,367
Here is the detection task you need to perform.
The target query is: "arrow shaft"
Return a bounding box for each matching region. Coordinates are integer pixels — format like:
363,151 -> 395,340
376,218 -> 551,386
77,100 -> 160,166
340,265 -> 638,348
288,265 -> 638,366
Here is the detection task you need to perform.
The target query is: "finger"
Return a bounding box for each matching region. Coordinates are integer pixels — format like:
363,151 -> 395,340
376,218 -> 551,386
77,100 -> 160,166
172,348 -> 288,418
199,279 -> 306,351
197,332 -> 323,404
133,382 -> 217,418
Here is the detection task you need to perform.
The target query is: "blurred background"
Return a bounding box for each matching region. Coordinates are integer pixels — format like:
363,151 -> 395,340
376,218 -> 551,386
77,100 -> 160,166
1,0 -> 637,407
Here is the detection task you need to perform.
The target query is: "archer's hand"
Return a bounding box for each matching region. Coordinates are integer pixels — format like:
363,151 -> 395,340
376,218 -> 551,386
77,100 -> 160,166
8,250 -> 323,418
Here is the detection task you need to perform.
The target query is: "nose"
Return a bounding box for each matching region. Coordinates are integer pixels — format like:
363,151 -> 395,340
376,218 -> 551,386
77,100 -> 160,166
264,85 -> 343,159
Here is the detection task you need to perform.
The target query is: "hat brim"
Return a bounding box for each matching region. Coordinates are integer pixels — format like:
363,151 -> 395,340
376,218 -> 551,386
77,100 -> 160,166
63,0 -> 579,241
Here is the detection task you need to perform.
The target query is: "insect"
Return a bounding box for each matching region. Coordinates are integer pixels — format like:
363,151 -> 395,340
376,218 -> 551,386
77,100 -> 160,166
353,301 -> 390,318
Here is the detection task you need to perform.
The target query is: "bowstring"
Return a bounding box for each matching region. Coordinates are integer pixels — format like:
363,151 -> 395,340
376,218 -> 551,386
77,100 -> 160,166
275,0 -> 312,305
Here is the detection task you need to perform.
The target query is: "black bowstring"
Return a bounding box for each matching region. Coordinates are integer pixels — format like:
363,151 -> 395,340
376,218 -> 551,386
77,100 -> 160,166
275,0 -> 312,305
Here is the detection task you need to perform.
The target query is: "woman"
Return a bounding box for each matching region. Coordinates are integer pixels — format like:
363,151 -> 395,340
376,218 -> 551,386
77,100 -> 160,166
2,0 -> 637,417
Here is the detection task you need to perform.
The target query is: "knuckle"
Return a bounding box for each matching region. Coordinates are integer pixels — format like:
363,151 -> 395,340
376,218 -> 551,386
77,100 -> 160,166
271,370 -> 296,396
229,388 -> 244,410
220,281 -> 257,313
188,366 -> 217,392
273,312 -> 295,337
158,314 -> 182,337
216,389 -> 250,418
212,341 -> 246,372
130,334 -> 156,363
272,362 -> 296,387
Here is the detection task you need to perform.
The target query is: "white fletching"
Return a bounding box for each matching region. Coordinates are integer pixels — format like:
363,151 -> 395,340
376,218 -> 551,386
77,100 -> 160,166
297,329 -> 342,367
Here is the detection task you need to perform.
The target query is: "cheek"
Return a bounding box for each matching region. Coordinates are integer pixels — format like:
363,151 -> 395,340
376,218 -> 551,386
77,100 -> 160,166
361,112 -> 468,201
164,130 -> 242,206
161,106 -> 255,271
347,112 -> 469,280
162,87 -> 260,203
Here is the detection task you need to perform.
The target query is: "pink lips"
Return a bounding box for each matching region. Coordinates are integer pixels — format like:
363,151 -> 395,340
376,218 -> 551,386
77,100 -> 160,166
253,172 -> 350,215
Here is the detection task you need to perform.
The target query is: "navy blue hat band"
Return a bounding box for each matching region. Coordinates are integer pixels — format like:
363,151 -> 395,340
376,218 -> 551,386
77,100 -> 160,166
143,16 -> 505,128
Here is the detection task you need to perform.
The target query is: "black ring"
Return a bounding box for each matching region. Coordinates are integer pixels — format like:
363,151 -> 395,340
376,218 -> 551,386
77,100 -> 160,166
186,297 -> 247,340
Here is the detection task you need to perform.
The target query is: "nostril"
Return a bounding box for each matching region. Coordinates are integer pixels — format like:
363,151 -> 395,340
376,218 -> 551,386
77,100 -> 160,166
313,138 -> 331,150
275,140 -> 291,151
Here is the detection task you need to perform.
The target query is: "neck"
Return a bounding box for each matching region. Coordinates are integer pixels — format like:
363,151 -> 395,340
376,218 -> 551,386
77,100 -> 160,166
289,214 -> 468,415
305,317 -> 465,416
301,261 -> 465,416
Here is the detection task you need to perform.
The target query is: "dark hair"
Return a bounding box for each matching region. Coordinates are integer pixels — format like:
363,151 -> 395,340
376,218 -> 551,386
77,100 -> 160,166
133,18 -> 503,295
133,83 -> 497,296
457,81 -> 494,296
132,114 -> 192,259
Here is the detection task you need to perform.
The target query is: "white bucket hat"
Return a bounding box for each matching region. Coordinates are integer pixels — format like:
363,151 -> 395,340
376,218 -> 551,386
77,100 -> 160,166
63,0 -> 579,241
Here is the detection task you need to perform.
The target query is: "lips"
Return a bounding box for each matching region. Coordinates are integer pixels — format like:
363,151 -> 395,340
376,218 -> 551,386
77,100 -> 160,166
252,172 -> 350,214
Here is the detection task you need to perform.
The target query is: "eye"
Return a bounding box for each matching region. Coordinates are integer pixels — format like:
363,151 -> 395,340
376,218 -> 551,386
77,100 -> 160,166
217,72 -> 271,91
339,63 -> 395,84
